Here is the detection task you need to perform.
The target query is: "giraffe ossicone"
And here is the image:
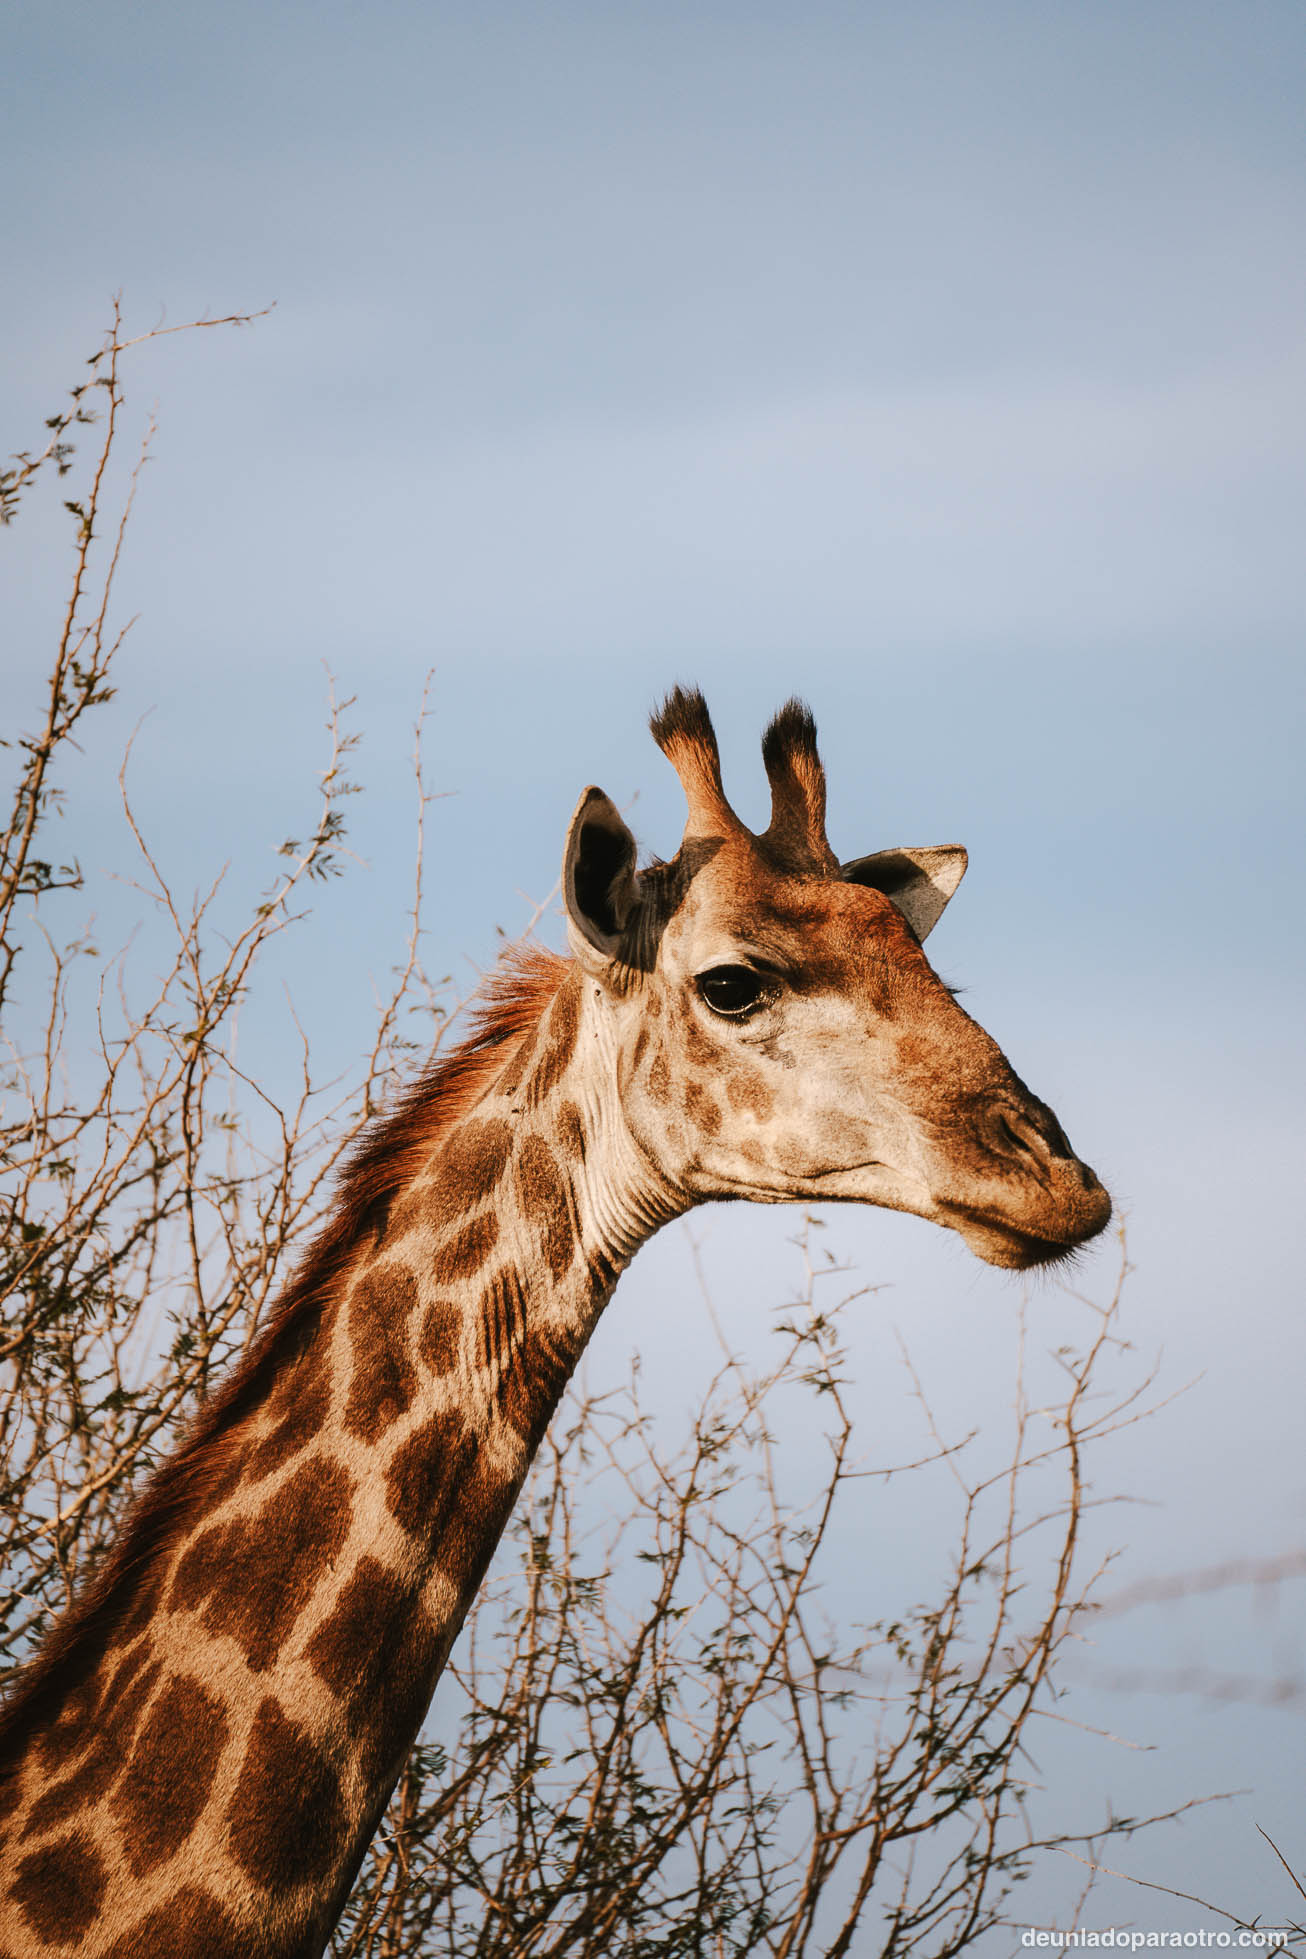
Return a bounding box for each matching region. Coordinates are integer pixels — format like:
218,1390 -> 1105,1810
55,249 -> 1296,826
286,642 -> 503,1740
0,690 -> 1110,1956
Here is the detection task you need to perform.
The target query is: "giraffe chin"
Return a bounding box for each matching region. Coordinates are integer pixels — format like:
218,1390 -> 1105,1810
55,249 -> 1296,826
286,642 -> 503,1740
948,1212 -> 1101,1272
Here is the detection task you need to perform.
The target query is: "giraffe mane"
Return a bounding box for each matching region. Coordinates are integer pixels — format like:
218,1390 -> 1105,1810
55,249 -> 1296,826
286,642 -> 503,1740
0,943 -> 568,1778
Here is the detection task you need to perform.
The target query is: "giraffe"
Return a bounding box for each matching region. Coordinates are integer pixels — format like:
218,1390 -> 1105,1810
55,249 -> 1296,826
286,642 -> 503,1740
0,689 -> 1110,1957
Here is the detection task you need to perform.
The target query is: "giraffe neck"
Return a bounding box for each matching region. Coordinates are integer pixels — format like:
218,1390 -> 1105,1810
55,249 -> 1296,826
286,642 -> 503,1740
0,963 -> 686,1958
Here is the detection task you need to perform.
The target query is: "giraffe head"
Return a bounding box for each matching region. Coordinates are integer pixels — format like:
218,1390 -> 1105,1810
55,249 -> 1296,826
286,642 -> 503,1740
562,688 -> 1110,1270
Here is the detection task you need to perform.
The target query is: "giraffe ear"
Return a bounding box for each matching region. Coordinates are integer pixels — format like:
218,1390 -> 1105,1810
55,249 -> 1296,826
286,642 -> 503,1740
563,787 -> 640,972
841,846 -> 968,941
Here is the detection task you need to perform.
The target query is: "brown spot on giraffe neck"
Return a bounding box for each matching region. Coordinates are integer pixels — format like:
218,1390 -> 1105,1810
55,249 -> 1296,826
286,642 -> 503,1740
227,1698 -> 347,1894
9,1829 -> 106,1944
436,1117 -> 514,1207
492,1031 -> 533,1098
104,1630 -> 155,1703
22,1655 -> 163,1839
345,1261 -> 420,1442
171,1455 -> 355,1673
513,1137 -> 576,1282
169,1519 -> 239,1616
111,1673 -> 229,1877
497,1321 -> 583,1454
557,1098 -> 586,1161
106,1562 -> 166,1653
102,1887 -> 248,1959
385,1409 -> 481,1545
587,1243 -> 622,1291
478,1264 -> 528,1378
420,1297 -> 462,1375
31,1676 -> 99,1778
522,981 -> 580,1107
242,1306 -> 333,1487
440,1453 -> 525,1596
306,1556 -> 442,1782
495,1010 -> 548,1104
383,1410 -> 522,1601
430,1212 -> 499,1283
382,1120 -> 511,1245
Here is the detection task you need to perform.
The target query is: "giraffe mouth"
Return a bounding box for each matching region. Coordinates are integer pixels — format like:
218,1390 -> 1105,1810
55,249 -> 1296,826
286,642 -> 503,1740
697,1159 -> 894,1204
941,1205 -> 1107,1272
802,1158 -> 886,1180
786,1157 -> 899,1195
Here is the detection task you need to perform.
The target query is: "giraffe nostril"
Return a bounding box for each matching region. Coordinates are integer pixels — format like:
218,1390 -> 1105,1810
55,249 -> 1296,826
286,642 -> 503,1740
987,1103 -> 1070,1170
992,1110 -> 1038,1161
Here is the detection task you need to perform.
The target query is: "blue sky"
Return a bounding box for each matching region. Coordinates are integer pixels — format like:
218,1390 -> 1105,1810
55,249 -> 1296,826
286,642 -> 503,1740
5,0 -> 1305,1934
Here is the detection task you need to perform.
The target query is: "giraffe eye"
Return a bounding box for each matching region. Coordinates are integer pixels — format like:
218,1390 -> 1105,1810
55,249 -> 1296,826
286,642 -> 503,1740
695,966 -> 773,1019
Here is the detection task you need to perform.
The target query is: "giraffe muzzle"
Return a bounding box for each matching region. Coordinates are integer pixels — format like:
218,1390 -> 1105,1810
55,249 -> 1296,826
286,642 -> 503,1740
937,1151 -> 1111,1270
